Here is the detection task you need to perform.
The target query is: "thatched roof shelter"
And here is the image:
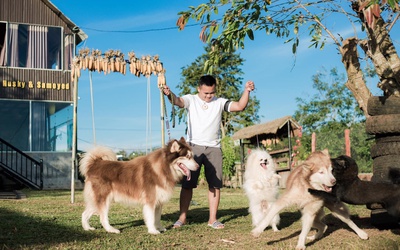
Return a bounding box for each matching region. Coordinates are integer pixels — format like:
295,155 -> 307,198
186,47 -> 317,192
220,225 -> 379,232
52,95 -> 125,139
232,116 -> 301,175
232,115 -> 301,145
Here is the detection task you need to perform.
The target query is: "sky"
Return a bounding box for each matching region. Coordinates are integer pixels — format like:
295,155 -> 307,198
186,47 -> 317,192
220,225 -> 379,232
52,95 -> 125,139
50,0 -> 399,153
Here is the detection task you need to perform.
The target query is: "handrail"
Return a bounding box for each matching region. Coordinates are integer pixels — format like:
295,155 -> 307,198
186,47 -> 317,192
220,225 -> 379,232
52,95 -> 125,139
268,148 -> 290,155
0,138 -> 43,190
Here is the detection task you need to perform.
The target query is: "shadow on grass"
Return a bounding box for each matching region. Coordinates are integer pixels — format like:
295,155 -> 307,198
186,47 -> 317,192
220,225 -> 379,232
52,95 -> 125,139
113,206 -> 302,232
267,213 -> 400,248
0,207 -> 97,249
111,207 -> 253,231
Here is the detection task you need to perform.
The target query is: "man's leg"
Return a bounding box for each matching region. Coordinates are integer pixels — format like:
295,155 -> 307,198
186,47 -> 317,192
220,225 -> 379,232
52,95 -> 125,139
175,187 -> 193,225
208,187 -> 224,228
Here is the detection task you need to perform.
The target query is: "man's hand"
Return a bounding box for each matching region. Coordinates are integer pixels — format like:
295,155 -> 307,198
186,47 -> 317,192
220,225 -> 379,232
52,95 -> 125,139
162,85 -> 171,95
245,81 -> 255,92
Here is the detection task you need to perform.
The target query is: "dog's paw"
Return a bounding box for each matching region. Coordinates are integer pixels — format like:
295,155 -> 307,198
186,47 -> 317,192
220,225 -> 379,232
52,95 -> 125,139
148,229 -> 161,235
157,227 -> 167,232
357,230 -> 369,240
254,181 -> 264,190
251,229 -> 262,238
295,245 -> 306,250
272,226 -> 280,232
106,228 -> 120,234
307,234 -> 317,241
83,226 -> 96,231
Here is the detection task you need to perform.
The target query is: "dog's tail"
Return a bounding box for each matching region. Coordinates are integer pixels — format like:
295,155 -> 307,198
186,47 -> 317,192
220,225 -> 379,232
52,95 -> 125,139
79,146 -> 117,176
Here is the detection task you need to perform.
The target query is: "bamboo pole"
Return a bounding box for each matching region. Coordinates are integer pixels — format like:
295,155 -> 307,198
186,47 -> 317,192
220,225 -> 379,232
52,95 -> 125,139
71,66 -> 79,204
89,71 -> 96,145
160,87 -> 165,148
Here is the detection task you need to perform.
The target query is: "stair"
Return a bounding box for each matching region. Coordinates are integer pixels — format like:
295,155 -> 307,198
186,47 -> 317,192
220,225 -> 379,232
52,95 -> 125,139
0,190 -> 26,199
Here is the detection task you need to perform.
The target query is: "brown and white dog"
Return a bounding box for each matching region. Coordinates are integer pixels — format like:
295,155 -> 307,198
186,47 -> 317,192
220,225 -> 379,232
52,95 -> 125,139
251,149 -> 368,250
79,137 -> 198,234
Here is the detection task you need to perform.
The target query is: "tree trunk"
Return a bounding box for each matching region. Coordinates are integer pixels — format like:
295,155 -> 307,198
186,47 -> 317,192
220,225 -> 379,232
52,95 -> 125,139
359,17 -> 400,97
342,7 -> 400,226
339,37 -> 372,117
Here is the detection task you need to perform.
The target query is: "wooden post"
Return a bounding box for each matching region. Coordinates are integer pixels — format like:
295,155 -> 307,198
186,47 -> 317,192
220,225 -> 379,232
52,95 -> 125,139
287,121 -> 292,169
311,132 -> 316,152
238,163 -> 243,188
345,129 -> 351,156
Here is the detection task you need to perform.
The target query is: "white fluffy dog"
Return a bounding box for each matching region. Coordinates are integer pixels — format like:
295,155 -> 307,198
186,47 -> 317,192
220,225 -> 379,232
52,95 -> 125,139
243,148 -> 281,231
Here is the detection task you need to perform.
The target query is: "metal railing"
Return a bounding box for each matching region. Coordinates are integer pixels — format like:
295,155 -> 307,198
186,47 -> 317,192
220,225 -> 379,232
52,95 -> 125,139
0,138 -> 43,189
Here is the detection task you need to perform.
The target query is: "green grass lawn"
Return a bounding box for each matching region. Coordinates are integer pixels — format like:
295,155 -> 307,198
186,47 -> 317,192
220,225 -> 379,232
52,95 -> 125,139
0,186 -> 399,250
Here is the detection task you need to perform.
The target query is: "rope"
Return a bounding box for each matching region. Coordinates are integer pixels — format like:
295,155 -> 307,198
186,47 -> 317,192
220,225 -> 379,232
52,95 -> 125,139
161,89 -> 171,141
171,94 -> 175,128
160,86 -> 175,141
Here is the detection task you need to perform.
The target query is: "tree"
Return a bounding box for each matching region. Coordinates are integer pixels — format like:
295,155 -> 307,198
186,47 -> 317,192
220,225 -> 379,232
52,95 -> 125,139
295,67 -> 364,131
116,149 -> 128,160
176,0 -> 400,117
294,67 -> 373,171
175,45 -> 260,137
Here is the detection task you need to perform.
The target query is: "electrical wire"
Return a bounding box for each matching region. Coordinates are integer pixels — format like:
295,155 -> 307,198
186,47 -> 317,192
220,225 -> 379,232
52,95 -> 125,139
80,23 -> 200,34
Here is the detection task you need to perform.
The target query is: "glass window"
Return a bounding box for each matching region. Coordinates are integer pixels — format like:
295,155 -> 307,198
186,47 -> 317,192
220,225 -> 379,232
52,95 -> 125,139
0,100 -> 72,152
31,102 -> 72,151
0,22 -> 6,66
48,103 -> 73,151
0,23 -> 63,70
0,100 -> 29,150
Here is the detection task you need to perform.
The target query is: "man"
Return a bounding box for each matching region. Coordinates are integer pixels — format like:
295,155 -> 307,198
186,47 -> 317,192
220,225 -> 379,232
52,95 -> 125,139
162,75 -> 255,229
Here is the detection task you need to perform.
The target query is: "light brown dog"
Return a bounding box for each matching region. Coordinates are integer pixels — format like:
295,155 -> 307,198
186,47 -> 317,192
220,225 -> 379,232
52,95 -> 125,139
79,137 -> 198,234
251,149 -> 368,250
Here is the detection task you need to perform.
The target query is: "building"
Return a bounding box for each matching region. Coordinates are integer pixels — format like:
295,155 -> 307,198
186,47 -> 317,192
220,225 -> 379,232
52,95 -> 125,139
0,0 -> 87,189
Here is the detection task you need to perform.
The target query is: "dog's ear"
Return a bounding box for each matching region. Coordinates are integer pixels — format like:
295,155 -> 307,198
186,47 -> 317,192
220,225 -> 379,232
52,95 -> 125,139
336,158 -> 347,168
321,149 -> 330,157
302,162 -> 314,171
170,140 -> 181,153
179,137 -> 186,144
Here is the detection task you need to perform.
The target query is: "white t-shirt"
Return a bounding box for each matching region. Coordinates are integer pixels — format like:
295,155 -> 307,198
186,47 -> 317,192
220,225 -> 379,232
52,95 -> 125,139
181,94 -> 230,148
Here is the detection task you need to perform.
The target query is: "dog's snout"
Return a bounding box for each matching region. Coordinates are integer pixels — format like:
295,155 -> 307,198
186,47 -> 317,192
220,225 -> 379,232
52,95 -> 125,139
331,179 -> 336,186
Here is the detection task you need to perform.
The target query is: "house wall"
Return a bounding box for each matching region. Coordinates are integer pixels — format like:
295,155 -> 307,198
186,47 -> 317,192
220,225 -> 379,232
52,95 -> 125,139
0,0 -> 85,190
0,68 -> 73,101
0,0 -> 75,30
27,152 -> 83,190
0,0 -> 76,101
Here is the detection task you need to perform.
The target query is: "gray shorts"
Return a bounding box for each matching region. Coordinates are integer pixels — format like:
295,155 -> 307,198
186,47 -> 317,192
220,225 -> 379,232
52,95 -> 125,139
182,143 -> 223,189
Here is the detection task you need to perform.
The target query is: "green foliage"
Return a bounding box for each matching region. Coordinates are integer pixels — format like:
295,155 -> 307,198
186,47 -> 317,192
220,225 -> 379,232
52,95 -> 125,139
294,67 -> 364,132
298,124 -> 373,172
177,1 -> 332,72
129,150 -> 146,159
177,1 -> 399,75
294,67 -> 372,171
175,44 -> 260,136
221,136 -> 238,177
349,122 -> 374,173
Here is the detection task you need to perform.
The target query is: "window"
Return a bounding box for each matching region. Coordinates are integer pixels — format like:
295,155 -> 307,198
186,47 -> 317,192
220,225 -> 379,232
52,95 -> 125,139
0,22 -> 6,66
31,102 -> 73,151
0,23 -> 63,70
0,100 -> 29,150
0,100 -> 73,152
